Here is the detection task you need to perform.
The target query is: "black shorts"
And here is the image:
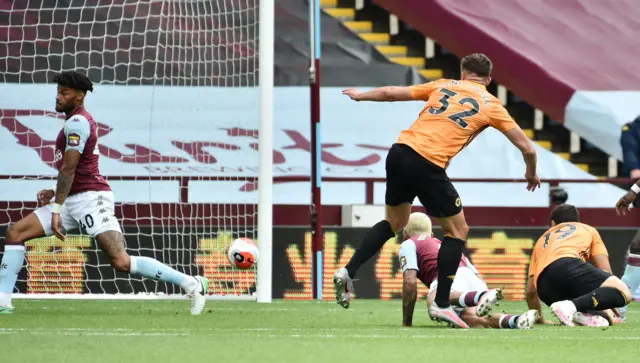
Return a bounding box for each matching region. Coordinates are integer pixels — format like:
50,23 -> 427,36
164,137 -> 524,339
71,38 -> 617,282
385,143 -> 462,218
536,257 -> 612,306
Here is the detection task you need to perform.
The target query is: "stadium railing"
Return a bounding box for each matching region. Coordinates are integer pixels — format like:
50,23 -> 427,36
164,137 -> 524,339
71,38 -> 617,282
0,175 -> 634,204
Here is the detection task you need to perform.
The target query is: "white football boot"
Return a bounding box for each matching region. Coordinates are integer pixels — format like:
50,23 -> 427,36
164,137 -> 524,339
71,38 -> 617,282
333,267 -> 354,309
189,276 -> 210,316
476,288 -> 504,317
428,302 -> 470,329
574,312 -> 609,327
0,303 -> 14,315
515,310 -> 539,329
550,300 -> 577,327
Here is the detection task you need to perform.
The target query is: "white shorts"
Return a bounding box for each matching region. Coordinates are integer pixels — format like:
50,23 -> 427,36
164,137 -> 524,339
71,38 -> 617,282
35,191 -> 122,237
428,266 -> 488,298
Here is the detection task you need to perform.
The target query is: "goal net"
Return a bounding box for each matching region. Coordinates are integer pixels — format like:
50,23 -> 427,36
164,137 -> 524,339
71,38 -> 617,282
0,0 -> 272,301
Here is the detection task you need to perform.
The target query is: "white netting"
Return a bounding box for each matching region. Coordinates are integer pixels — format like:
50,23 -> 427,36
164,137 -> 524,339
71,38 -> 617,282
0,0 -> 261,298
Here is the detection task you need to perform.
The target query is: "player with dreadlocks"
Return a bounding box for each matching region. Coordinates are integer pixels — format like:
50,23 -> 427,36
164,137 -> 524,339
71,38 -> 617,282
0,71 -> 209,315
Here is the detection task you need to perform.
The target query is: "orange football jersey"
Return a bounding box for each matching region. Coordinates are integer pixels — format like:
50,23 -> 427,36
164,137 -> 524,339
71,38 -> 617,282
397,79 -> 517,168
528,222 -> 609,287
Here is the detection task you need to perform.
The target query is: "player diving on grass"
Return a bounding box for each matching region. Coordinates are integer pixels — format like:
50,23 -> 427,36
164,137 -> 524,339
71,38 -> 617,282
333,53 -> 540,329
0,71 -> 209,315
399,213 -> 539,329
525,204 -> 630,326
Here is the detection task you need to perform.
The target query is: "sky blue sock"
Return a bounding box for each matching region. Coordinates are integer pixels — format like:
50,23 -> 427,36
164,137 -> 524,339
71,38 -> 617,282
0,245 -> 25,294
129,256 -> 188,288
619,264 -> 640,318
508,315 -> 519,329
622,264 -> 640,294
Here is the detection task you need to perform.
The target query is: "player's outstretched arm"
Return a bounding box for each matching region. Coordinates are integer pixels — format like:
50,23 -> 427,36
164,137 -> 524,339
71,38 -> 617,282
616,181 -> 640,215
402,270 -> 418,326
503,127 -> 540,191
342,87 -> 413,102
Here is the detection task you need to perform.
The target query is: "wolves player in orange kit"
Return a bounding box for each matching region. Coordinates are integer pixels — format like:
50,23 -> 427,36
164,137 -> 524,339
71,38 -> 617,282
526,204 -> 630,326
399,213 -> 539,329
0,71 -> 209,315
333,53 -> 540,328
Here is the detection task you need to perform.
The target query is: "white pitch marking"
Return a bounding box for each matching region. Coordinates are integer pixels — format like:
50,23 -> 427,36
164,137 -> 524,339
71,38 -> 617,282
1,328 -> 639,340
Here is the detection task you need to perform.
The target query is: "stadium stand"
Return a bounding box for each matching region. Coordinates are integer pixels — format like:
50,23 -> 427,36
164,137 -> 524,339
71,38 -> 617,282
322,0 -> 444,81
0,0 -> 421,87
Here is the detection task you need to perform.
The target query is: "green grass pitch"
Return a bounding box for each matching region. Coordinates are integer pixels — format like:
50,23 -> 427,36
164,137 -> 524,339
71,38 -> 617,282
1,300 -> 638,363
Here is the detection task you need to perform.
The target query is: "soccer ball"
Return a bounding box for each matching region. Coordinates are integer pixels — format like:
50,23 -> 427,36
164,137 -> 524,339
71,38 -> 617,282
227,238 -> 259,270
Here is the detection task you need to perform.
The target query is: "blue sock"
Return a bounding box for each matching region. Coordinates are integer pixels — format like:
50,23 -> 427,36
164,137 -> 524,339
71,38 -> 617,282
619,263 -> 640,318
622,264 -> 640,294
508,315 -> 520,329
0,245 -> 25,303
499,314 -> 519,329
129,256 -> 195,291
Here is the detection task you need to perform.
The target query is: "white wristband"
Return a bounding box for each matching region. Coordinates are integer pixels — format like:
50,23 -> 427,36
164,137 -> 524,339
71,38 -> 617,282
51,202 -> 62,214
632,185 -> 640,194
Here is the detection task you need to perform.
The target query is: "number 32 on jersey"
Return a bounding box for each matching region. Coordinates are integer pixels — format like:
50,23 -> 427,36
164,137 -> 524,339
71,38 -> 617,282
427,87 -> 480,128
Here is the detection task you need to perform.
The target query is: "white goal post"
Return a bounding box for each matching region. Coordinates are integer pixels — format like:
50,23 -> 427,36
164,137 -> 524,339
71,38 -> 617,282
1,0 -> 273,302
257,0 -> 274,303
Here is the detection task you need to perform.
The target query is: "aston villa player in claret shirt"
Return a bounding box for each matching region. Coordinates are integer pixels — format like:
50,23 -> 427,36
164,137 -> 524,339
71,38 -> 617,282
0,71 -> 209,315
398,213 -> 539,329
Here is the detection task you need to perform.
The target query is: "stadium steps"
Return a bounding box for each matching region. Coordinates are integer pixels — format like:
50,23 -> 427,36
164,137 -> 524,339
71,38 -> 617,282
320,0 -> 338,6
484,68 -> 603,176
525,121 -> 610,176
321,1 -> 444,81
520,131 -> 592,173
324,0 -> 609,177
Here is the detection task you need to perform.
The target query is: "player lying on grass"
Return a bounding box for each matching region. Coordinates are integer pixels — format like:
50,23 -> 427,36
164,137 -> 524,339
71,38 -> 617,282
526,204 -> 631,326
0,71 -> 209,315
399,213 -> 539,329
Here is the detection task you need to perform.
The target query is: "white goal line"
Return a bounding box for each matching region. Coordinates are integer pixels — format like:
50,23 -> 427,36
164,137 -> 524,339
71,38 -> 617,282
12,293 -> 256,301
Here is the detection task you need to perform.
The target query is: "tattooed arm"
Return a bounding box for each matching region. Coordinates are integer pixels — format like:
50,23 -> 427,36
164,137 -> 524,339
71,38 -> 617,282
51,115 -> 90,240
402,270 -> 418,326
54,151 -> 81,204
50,150 -> 81,240
398,240 -> 420,326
